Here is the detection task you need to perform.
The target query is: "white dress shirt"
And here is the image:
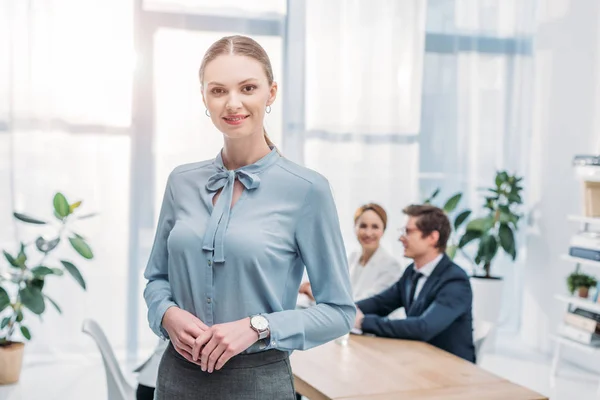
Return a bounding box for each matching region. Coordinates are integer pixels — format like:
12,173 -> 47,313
348,246 -> 404,302
412,253 -> 443,301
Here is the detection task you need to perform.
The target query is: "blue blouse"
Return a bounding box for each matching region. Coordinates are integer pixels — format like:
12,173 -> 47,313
143,147 -> 356,352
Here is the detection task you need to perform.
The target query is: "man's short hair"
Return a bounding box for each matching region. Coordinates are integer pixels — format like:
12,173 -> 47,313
403,204 -> 451,252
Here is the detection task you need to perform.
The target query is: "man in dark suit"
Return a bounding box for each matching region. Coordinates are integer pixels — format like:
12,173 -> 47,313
354,204 -> 475,362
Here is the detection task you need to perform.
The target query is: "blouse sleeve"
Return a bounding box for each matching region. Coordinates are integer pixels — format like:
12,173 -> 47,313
263,177 -> 356,351
143,174 -> 178,339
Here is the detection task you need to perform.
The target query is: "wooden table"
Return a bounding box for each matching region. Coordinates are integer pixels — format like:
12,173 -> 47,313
291,335 -> 547,400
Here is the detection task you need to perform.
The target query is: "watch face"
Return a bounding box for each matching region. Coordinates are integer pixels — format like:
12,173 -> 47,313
251,315 -> 269,330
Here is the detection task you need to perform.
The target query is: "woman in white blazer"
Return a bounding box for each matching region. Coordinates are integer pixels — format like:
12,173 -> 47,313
299,203 -> 403,303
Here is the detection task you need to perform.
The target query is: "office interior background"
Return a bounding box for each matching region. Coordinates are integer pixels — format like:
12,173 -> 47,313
2,0 -> 600,398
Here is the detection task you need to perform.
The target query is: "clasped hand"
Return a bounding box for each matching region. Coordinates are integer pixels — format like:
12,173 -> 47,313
162,307 -> 260,373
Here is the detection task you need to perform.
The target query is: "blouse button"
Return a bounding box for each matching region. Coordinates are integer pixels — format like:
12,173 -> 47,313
208,260 -> 212,266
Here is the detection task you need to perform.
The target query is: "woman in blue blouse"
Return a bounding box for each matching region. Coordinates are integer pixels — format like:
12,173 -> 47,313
143,35 -> 356,399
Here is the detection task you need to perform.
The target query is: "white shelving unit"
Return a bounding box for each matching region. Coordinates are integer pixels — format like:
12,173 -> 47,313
560,254 -> 600,269
567,215 -> 600,226
551,216 -> 600,391
555,293 -> 600,314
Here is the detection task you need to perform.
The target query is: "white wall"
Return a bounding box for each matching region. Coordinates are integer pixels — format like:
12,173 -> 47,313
521,0 -> 600,372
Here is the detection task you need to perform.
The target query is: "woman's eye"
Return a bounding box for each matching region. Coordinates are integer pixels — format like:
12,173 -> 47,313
211,88 -> 225,94
242,85 -> 256,93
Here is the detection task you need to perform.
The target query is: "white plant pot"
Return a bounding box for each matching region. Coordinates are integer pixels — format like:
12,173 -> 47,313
470,277 -> 505,324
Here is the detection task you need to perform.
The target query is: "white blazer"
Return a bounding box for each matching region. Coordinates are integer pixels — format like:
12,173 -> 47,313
348,246 -> 403,302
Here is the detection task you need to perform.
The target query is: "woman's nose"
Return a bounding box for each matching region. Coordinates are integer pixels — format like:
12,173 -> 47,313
226,93 -> 242,110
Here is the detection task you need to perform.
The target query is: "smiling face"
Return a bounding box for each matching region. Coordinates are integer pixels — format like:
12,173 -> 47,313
354,210 -> 385,253
201,54 -> 277,141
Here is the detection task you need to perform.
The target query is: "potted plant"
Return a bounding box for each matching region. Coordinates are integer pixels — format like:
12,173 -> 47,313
457,171 -> 524,278
0,193 -> 95,385
445,171 -> 523,326
567,272 -> 597,299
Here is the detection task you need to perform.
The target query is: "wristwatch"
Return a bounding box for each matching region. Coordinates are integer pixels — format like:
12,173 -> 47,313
249,314 -> 270,340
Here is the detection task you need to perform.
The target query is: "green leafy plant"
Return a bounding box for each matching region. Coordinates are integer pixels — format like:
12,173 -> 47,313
458,171 -> 524,278
424,189 -> 471,260
0,193 -> 96,345
567,272 -> 597,294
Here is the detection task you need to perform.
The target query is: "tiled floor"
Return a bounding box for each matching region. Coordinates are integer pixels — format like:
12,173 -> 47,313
1,333 -> 599,400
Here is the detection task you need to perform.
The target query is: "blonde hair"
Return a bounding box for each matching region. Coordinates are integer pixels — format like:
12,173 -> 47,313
199,35 -> 275,148
354,203 -> 388,230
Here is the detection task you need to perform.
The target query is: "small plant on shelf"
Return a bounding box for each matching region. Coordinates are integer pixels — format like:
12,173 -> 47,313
566,271 -> 597,298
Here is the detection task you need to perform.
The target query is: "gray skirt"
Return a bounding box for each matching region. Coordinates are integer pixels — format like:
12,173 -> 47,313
155,342 -> 296,399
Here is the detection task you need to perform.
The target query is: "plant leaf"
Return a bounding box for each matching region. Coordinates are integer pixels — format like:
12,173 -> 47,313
31,278 -> 45,291
3,250 -> 17,267
44,295 -> 62,314
499,223 -> 516,260
53,193 -> 70,218
51,268 -> 64,276
1,317 -> 10,329
496,171 -> 509,187
19,287 -> 45,315
13,212 -> 47,225
478,235 -> 498,264
35,237 -> 61,254
443,193 -> 462,213
458,230 -> 482,248
69,237 -> 93,259
454,210 -> 471,230
20,326 -> 31,340
0,287 -> 10,313
31,266 -> 54,279
446,245 -> 458,260
466,217 -> 494,233
77,212 -> 97,220
508,193 -> 523,204
69,201 -> 82,213
15,244 -> 27,267
16,310 -> 23,322
61,260 -> 87,290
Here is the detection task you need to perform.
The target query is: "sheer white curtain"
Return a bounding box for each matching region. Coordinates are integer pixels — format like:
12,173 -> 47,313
421,0 -> 536,331
0,0 -> 134,360
303,0 -> 427,258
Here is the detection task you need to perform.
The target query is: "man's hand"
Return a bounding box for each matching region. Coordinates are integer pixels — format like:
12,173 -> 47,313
354,307 -> 364,330
298,282 -> 314,301
161,307 -> 208,365
191,317 -> 259,373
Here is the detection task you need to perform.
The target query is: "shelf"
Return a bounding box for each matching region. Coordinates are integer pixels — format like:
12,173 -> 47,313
554,293 -> 600,314
561,254 -> 600,268
550,334 -> 600,354
568,215 -> 600,225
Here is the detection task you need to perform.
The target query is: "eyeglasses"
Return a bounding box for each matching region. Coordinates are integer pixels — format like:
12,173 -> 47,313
398,226 -> 420,237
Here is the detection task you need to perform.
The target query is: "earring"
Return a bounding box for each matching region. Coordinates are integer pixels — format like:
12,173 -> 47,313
205,109 -> 210,117
266,105 -> 272,114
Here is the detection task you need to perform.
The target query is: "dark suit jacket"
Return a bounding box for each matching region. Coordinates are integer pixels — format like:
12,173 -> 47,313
356,254 -> 475,362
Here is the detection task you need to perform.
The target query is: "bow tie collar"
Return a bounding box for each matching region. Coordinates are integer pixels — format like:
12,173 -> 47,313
202,147 -> 279,263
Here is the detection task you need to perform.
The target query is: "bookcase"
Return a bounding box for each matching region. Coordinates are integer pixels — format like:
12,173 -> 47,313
551,215 -> 600,389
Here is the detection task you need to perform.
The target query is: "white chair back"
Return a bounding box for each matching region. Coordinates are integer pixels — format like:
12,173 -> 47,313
473,319 -> 494,362
82,319 -> 136,400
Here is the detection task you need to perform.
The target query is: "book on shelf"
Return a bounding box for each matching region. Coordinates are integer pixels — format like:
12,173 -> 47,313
558,323 -> 600,346
564,311 -> 600,334
572,307 -> 600,323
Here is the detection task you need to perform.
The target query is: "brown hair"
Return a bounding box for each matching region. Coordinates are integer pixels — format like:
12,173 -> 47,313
198,35 -> 275,148
402,204 -> 450,252
354,203 -> 388,230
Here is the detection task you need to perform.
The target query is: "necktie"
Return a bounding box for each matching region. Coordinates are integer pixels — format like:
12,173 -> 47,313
408,270 -> 423,308
202,169 -> 260,263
